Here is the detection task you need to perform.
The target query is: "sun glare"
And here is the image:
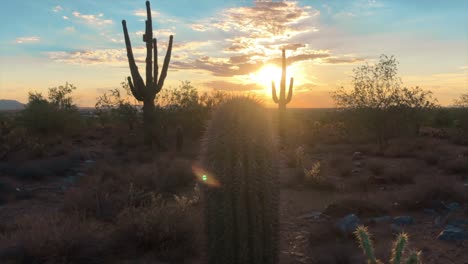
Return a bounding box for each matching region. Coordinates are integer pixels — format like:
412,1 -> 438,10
250,64 -> 298,96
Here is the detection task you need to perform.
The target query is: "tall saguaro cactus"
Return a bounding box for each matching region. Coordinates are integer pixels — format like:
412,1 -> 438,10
121,0 -> 173,146
271,49 -> 293,138
201,98 -> 280,264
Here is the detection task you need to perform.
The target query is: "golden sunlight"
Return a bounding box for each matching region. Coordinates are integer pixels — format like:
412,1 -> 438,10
249,64 -> 302,96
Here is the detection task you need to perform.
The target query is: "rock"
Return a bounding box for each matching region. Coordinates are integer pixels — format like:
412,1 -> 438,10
336,214 -> 360,235
447,219 -> 468,228
300,211 -> 322,220
437,225 -> 467,241
353,161 -> 363,168
352,152 -> 364,161
393,216 -> 414,226
369,216 -> 392,224
444,202 -> 460,212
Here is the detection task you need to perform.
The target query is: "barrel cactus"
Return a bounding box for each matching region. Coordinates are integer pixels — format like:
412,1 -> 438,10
200,97 -> 279,264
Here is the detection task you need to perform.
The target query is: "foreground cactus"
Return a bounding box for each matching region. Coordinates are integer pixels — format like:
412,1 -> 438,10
121,0 -> 173,147
271,49 -> 294,138
200,97 -> 279,264
355,226 -> 422,264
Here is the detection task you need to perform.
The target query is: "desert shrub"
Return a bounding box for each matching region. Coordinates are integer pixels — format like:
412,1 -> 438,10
158,81 -> 230,138
454,93 -> 468,108
95,82 -> 139,130
332,55 -> 437,150
303,161 -> 336,191
110,200 -> 197,262
0,212 -> 106,264
17,84 -> 82,135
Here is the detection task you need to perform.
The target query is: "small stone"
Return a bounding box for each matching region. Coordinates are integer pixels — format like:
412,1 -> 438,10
352,152 -> 364,161
300,211 -> 322,220
445,202 -> 460,211
336,214 -> 360,235
393,216 -> 414,226
437,225 -> 467,241
447,219 -> 468,228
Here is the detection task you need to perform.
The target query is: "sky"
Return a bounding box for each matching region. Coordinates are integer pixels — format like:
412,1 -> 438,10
0,0 -> 467,108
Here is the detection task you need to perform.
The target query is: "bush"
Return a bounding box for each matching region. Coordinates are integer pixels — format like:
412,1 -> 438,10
17,84 -> 82,135
0,213 -> 106,264
332,55 -> 437,150
111,201 -> 197,261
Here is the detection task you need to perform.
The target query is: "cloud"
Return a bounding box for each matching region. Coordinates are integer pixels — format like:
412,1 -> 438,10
65,27 -> 75,33
47,48 -> 129,65
190,24 -> 207,32
63,16 -> 69,20
16,36 -> 40,44
204,80 -> 263,91
53,5 -> 63,13
72,11 -> 113,26
133,9 -> 177,23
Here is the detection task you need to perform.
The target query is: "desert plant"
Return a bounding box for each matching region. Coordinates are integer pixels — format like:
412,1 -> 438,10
354,226 -> 422,264
454,93 -> 468,108
332,55 -> 437,150
201,97 -> 279,264
95,84 -> 139,129
272,49 -> 294,138
18,86 -> 81,135
121,0 -> 173,147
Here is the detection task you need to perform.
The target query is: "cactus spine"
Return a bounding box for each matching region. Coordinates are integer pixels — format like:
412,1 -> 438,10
271,49 -> 294,138
121,0 -> 173,146
201,98 -> 279,264
354,226 -> 422,264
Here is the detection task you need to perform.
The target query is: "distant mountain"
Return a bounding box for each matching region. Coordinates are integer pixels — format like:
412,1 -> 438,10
0,100 -> 24,110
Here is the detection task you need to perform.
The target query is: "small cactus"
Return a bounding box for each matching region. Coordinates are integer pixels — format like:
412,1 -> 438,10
354,226 -> 422,264
200,97 -> 279,264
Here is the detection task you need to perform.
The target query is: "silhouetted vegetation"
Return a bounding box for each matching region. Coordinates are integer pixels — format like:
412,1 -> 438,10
332,55 -> 437,149
122,0 -> 173,148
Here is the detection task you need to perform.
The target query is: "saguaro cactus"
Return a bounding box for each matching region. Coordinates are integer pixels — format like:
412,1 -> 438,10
271,49 -> 293,137
121,0 -> 173,146
201,98 -> 279,264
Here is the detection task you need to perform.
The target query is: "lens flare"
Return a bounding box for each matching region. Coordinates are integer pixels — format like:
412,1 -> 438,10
192,163 -> 221,187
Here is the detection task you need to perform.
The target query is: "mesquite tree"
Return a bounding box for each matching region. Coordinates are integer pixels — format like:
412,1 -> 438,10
271,49 -> 294,138
122,0 -> 173,146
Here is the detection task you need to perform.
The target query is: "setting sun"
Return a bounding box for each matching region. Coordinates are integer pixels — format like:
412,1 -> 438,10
249,64 -> 297,95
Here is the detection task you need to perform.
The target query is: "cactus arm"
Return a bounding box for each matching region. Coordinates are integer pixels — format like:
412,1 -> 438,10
391,233 -> 408,264
144,21 -> 153,89
144,1 -> 153,89
153,38 -> 158,87
272,81 -> 279,103
286,77 -> 294,104
405,251 -> 421,264
354,226 -> 378,264
122,20 -> 145,96
128,76 -> 144,101
156,35 -> 173,93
